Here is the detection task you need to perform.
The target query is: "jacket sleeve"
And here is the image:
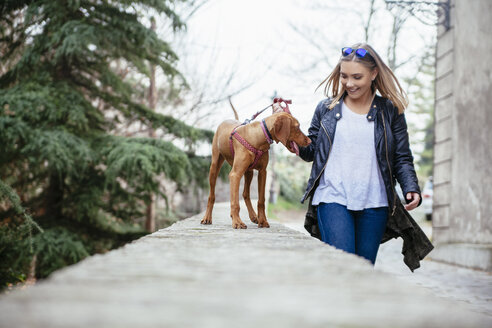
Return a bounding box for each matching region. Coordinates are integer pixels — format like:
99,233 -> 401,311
391,108 -> 422,205
299,100 -> 325,162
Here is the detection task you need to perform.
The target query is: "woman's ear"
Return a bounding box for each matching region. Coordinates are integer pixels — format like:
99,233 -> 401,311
371,68 -> 378,81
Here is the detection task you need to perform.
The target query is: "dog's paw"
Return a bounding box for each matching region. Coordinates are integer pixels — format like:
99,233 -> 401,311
201,217 -> 212,225
250,216 -> 258,224
257,221 -> 270,228
232,221 -> 247,229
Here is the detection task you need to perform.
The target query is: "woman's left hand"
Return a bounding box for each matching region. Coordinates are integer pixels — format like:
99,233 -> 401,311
404,192 -> 420,211
272,103 -> 283,114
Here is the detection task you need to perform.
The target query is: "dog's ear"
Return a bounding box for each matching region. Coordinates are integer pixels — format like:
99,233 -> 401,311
273,115 -> 291,146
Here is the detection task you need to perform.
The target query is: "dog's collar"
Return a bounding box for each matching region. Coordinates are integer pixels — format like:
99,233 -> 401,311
261,119 -> 273,144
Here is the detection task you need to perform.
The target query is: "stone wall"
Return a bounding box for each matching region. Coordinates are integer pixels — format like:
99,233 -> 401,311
1,203 -> 490,327
431,0 -> 492,270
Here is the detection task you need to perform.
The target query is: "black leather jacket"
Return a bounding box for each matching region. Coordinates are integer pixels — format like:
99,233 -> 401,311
300,95 -> 421,212
300,95 -> 433,271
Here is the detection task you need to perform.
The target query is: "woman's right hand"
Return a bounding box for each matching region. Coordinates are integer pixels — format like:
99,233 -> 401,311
404,192 -> 420,211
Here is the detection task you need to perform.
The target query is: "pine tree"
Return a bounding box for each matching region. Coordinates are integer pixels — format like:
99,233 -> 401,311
0,0 -> 213,289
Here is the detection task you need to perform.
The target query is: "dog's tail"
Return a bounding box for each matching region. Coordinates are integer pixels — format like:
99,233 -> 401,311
228,96 -> 239,121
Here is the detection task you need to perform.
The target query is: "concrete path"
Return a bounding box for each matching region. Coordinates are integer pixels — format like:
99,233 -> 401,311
281,212 -> 492,318
377,238 -> 492,317
1,202 -> 490,328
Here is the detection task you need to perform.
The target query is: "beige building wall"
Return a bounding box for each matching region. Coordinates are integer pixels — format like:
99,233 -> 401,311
431,0 -> 492,270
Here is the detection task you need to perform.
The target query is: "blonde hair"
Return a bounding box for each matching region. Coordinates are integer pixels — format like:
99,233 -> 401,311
317,43 -> 408,114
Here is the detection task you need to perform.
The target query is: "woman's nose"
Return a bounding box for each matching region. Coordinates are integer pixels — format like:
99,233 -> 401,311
346,79 -> 354,87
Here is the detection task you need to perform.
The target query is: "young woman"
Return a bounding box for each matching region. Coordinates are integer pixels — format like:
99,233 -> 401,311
274,43 -> 432,268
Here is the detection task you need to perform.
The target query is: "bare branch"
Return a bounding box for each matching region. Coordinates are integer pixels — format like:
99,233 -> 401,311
288,22 -> 333,68
364,0 -> 376,43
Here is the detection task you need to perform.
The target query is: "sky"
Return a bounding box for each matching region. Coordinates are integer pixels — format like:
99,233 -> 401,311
164,0 -> 437,157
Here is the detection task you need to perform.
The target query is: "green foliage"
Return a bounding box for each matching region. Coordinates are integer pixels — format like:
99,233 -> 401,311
0,0 -> 211,288
0,179 -> 43,288
31,227 -> 90,278
270,195 -> 307,212
275,152 -> 311,204
0,225 -> 30,287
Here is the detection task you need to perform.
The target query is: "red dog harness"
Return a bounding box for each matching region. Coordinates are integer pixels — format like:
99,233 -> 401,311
229,119 -> 273,170
228,98 -> 292,170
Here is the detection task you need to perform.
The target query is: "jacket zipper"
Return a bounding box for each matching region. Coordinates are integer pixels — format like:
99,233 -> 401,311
381,111 -> 397,215
305,121 -> 332,199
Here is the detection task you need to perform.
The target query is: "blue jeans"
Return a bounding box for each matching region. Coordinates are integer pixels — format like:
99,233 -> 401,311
317,202 -> 388,264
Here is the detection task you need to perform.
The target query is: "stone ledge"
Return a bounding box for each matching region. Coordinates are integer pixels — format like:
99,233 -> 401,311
0,202 -> 490,328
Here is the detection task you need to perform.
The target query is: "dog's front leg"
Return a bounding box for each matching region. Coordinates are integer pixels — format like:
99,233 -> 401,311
256,168 -> 270,228
229,163 -> 248,229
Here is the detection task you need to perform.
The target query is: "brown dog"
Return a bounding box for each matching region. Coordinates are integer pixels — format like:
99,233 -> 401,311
200,112 -> 311,229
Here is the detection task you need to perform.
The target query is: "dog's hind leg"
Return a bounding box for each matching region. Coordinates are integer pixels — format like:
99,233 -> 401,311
201,152 -> 225,225
243,170 -> 258,224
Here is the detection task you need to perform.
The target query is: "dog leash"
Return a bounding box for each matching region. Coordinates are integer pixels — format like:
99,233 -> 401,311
242,97 -> 292,125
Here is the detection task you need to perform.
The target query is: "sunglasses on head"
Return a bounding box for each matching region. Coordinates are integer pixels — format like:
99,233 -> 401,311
341,47 -> 369,58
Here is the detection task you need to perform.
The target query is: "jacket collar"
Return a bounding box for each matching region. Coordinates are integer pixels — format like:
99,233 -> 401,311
331,93 -> 379,121
367,95 -> 379,121
374,96 -> 385,148
331,98 -> 343,120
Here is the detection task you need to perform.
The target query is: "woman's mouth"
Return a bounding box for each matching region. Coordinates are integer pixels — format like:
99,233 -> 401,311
347,87 -> 359,94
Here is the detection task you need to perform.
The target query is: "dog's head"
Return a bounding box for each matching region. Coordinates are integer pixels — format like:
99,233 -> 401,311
271,112 -> 311,155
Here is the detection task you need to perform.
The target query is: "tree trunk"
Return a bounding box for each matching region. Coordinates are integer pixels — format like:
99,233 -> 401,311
26,254 -> 37,285
145,17 -> 157,233
145,193 -> 156,232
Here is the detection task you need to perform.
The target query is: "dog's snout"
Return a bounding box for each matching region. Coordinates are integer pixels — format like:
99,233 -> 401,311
297,131 -> 311,146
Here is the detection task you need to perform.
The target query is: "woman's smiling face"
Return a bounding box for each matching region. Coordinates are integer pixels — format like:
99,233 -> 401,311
340,61 -> 378,101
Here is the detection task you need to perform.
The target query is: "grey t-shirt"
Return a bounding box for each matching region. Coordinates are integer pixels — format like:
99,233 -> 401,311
312,101 -> 388,210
